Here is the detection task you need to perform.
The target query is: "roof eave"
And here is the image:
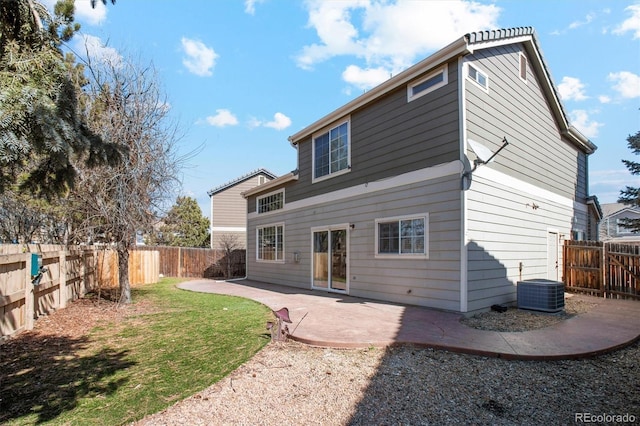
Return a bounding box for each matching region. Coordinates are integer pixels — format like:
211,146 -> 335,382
242,172 -> 299,198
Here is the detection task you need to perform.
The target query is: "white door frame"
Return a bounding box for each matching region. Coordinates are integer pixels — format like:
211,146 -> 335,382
310,224 -> 350,294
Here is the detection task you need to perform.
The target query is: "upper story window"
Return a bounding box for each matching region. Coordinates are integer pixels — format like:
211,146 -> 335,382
467,63 -> 488,91
313,121 -> 350,181
519,53 -> 527,82
408,64 -> 448,102
375,214 -> 429,258
257,190 -> 284,214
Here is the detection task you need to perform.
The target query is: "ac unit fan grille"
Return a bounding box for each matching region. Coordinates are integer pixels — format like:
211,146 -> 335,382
517,279 -> 565,313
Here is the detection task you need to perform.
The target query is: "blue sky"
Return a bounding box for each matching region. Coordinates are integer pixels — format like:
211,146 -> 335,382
50,0 -> 640,217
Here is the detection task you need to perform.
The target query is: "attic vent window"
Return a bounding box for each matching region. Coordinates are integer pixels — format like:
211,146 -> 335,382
467,64 -> 488,90
408,64 -> 448,101
519,53 -> 527,82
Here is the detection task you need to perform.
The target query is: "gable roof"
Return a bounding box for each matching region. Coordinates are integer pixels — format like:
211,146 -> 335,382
288,26 -> 596,155
601,202 -> 640,218
207,168 -> 277,196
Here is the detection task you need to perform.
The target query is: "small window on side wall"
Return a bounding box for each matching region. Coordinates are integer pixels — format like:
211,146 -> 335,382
407,65 -> 448,102
467,63 -> 488,91
519,53 -> 527,82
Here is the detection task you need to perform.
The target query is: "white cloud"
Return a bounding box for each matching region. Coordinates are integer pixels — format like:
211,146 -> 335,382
598,95 -> 611,104
73,34 -> 122,66
608,71 -> 640,99
245,0 -> 265,15
342,65 -> 390,90
264,112 -> 292,130
296,0 -> 500,90
557,76 -> 588,101
569,109 -> 603,138
181,38 -> 218,77
568,13 -> 595,30
613,3 -> 640,39
206,109 -> 238,127
74,0 -> 108,26
249,112 -> 292,130
591,169 -> 639,187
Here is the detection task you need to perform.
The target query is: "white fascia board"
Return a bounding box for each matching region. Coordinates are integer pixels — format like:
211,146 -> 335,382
242,172 -> 298,198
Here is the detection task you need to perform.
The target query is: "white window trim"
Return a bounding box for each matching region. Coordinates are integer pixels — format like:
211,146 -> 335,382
616,218 -> 633,235
519,52 -> 528,83
375,213 -> 429,259
311,118 -> 351,184
407,64 -> 448,102
256,188 -> 285,214
256,222 -> 285,263
466,62 -> 489,93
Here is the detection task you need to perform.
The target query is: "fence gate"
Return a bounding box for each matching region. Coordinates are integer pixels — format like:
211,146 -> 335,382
605,243 -> 640,299
563,240 -> 640,300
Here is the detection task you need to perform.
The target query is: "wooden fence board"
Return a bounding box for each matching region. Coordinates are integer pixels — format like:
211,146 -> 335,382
564,240 -> 640,300
134,246 -> 246,279
1,245 -> 160,338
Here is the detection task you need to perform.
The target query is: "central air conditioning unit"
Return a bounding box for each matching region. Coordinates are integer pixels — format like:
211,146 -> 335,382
517,279 -> 565,313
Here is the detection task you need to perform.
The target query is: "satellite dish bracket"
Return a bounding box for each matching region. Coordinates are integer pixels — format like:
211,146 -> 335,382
463,137 -> 509,178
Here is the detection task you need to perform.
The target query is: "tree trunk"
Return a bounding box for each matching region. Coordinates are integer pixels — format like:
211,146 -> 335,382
117,245 -> 131,304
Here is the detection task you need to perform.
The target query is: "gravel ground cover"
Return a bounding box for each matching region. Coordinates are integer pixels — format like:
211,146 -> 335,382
138,296 -> 640,426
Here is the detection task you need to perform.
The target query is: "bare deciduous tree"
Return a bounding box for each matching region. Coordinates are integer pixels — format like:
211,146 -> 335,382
219,234 -> 241,279
67,53 -> 184,304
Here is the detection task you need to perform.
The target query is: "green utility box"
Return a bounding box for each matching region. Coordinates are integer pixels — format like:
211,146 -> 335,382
30,253 -> 43,277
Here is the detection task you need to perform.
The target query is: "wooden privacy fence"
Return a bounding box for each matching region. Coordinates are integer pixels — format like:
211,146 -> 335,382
134,246 -> 246,279
563,240 -> 640,300
1,245 -> 159,338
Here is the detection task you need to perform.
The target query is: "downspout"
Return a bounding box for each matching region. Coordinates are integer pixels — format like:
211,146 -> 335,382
458,55 -> 469,313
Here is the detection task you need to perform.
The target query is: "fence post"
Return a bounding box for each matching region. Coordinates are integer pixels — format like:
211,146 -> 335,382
24,253 -> 34,331
59,250 -> 67,309
178,247 -> 182,278
602,242 -> 607,298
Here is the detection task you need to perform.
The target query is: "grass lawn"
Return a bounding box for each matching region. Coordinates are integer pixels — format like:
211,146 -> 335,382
0,278 -> 272,425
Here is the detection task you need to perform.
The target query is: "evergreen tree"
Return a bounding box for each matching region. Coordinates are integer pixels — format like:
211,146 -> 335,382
618,130 -> 640,233
160,196 -> 210,247
0,0 -> 122,196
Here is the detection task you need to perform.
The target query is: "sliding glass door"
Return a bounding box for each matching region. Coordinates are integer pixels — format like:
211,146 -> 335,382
312,227 -> 348,292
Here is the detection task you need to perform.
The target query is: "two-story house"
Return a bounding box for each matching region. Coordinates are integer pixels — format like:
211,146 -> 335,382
600,203 -> 640,242
242,27 -> 598,313
208,168 -> 276,249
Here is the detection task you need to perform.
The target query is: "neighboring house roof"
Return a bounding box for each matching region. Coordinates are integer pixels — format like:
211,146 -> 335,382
287,26 -> 596,156
601,202 -> 640,218
207,168 -> 277,196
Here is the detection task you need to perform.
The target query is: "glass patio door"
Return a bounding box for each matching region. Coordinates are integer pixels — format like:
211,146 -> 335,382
312,228 -> 347,292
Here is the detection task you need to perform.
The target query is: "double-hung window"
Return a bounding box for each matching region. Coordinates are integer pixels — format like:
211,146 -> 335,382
313,121 -> 350,181
257,224 -> 284,262
375,214 -> 428,258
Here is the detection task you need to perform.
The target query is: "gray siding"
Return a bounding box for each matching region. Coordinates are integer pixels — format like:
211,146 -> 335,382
286,60 -> 460,203
211,174 -> 272,249
466,172 -> 582,311
463,44 -> 591,311
465,44 -> 586,201
247,170 -> 463,311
